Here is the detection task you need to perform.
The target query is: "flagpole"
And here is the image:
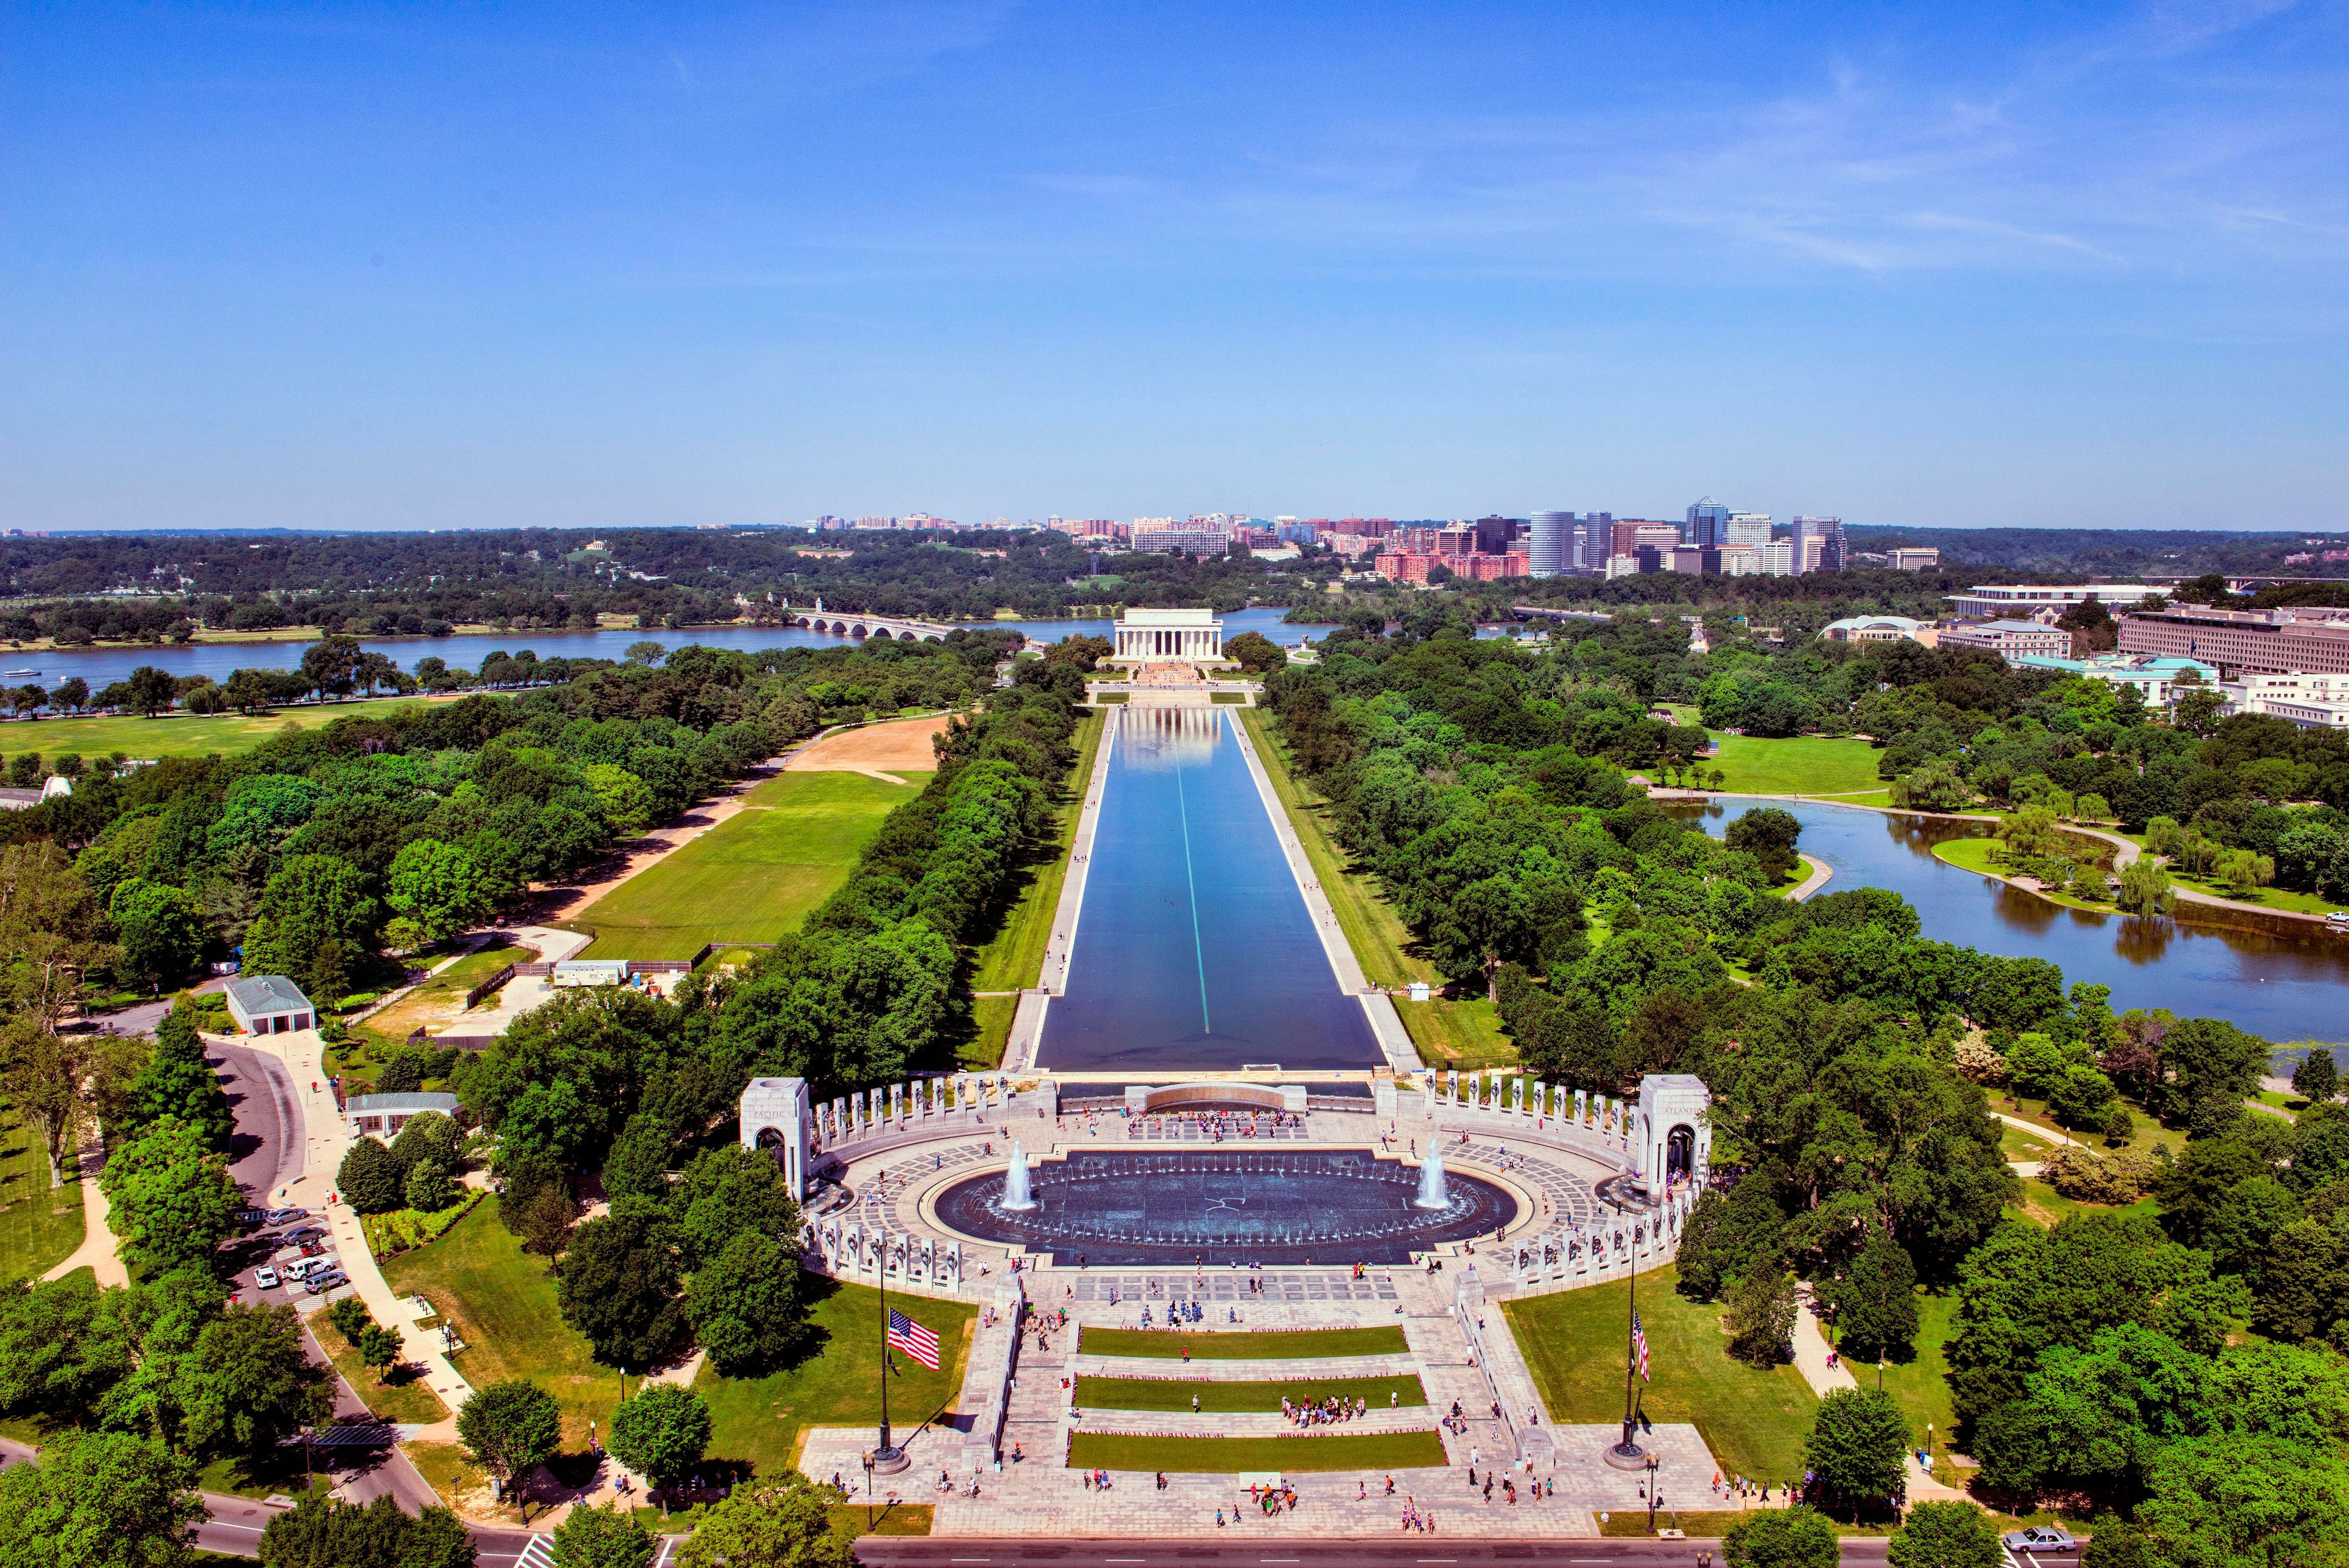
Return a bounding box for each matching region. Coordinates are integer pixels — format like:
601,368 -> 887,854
873,1245 -> 908,1473
1605,1199 -> 1648,1470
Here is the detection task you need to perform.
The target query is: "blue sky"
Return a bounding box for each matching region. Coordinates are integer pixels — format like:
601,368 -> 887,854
2,1 -> 2343,532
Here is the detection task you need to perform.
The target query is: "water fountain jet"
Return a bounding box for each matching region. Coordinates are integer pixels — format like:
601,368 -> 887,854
1414,1143 -> 1450,1209
1001,1141 -> 1038,1211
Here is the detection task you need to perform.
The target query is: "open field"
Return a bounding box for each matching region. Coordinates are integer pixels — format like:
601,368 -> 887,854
354,939 -> 534,1050
1503,1266 -> 1817,1488
969,710 -> 1108,993
789,713 -> 951,778
574,770 -> 923,959
0,694 -> 494,761
1078,1325 -> 1409,1360
0,1113 -> 84,1287
1872,1292 -> 1958,1464
1395,995 -> 1518,1069
1707,734 -> 1885,797
692,1277 -> 976,1482
378,1203 -> 617,1444
1076,1374 -> 1428,1412
1066,1430 -> 1447,1473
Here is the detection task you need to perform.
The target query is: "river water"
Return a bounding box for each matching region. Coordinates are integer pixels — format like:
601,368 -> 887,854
1035,706 -> 1382,1072
1685,798 -> 2349,1044
0,608 -> 1334,692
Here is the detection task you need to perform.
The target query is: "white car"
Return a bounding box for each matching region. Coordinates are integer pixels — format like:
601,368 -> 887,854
253,1266 -> 281,1290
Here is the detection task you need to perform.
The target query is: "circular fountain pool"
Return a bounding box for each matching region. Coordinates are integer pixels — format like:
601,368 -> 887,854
932,1149 -> 1518,1266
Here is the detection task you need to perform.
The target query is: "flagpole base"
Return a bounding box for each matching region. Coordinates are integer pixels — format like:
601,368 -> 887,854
870,1445 -> 913,1475
1602,1441 -> 1650,1471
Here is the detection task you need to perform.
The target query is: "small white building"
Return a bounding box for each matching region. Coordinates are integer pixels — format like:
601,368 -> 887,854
226,974 -> 316,1036
1822,614 -> 1937,647
0,775 -> 73,812
346,1091 -> 460,1140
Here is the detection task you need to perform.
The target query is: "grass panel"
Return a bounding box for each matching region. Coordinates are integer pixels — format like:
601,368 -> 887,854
1079,1325 -> 1409,1360
574,771 -> 923,959
313,1327 -> 452,1425
1502,1267 -> 1817,1488
1067,1430 -> 1447,1473
1077,1373 -> 1428,1412
1395,997 -> 1519,1069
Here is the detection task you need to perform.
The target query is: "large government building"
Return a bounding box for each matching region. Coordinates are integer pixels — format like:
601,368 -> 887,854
1108,606 -> 1227,667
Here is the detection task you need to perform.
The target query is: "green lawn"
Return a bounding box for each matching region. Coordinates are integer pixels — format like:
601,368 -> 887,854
1066,1430 -> 1447,1473
1076,1374 -> 1428,1412
1079,1325 -> 1409,1360
1241,708 -> 1429,990
0,1112 -> 84,1287
968,710 -> 1107,992
574,770 -> 926,959
1395,997 -> 1518,1069
0,694 -> 492,761
377,1203 -> 617,1445
1931,838 -> 2113,914
1871,1292 -> 1957,1466
692,1277 -> 976,1482
1502,1268 -> 1817,1488
960,994 -> 1019,1072
1706,734 -> 1885,797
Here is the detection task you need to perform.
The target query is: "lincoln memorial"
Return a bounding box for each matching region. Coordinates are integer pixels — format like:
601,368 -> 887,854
1110,606 -> 1226,667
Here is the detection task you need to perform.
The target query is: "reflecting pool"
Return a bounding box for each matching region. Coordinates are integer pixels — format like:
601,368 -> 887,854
933,1149 -> 1516,1265
1034,707 -> 1382,1071
1688,799 -> 2349,1043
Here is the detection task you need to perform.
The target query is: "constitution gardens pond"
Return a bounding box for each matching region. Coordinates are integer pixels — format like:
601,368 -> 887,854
1685,798 -> 2349,1044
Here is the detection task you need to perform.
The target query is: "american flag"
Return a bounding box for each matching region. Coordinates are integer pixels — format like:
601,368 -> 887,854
1631,1309 -> 1650,1382
888,1307 -> 940,1371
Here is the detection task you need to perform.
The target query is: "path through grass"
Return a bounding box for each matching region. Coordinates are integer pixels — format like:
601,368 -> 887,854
575,770 -> 924,959
1503,1266 -> 1816,1488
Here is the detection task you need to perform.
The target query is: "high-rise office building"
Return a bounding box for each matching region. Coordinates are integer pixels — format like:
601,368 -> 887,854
1794,516 -> 1845,572
1529,511 -> 1572,578
1725,513 -> 1771,551
1687,498 -> 1732,548
1472,516 -> 1523,555
1575,513 -> 1612,570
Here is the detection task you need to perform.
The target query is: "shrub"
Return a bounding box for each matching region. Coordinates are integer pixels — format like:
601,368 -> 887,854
2039,1142 -> 2163,1204
336,1137 -> 406,1216
1726,1268 -> 1797,1367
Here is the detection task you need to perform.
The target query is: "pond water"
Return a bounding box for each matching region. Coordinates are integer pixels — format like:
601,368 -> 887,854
1034,707 -> 1383,1073
1685,799 -> 2349,1044
0,607 -> 1334,693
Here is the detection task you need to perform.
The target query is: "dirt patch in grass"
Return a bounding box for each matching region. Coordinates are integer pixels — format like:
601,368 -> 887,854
788,715 -> 950,775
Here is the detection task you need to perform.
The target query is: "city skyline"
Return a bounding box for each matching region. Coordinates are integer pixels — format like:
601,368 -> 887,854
3,1 -> 2343,533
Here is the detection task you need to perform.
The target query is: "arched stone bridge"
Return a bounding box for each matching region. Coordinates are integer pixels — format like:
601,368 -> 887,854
784,612 -> 967,642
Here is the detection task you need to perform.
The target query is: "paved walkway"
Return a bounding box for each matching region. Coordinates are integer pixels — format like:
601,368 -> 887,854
1786,853 -> 1833,902
37,1139 -> 126,1287
1787,1287 -> 1965,1505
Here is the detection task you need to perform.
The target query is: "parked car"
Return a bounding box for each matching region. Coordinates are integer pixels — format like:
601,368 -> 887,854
253,1266 -> 281,1290
286,1225 -> 327,1243
2005,1529 -> 2077,1555
265,1208 -> 308,1225
304,1270 -> 348,1296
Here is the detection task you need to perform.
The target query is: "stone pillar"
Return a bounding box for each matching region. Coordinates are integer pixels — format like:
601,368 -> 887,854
890,1082 -> 903,1128
1573,1089 -> 1588,1127
1510,1077 -> 1524,1115
1036,1078 -> 1058,1120
1373,1079 -> 1397,1118
1446,1070 -> 1459,1106
833,1096 -> 848,1139
1422,1076 -> 1439,1116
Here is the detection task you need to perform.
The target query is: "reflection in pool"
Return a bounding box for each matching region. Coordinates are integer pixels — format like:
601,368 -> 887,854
933,1149 -> 1517,1266
1687,800 -> 2349,1044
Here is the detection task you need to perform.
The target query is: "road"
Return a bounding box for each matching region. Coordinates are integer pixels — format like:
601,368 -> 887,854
214,1041 -> 306,1205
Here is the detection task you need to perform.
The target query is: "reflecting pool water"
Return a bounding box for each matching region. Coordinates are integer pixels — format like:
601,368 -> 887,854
933,1149 -> 1516,1266
1688,799 -> 2349,1043
1034,707 -> 1382,1072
